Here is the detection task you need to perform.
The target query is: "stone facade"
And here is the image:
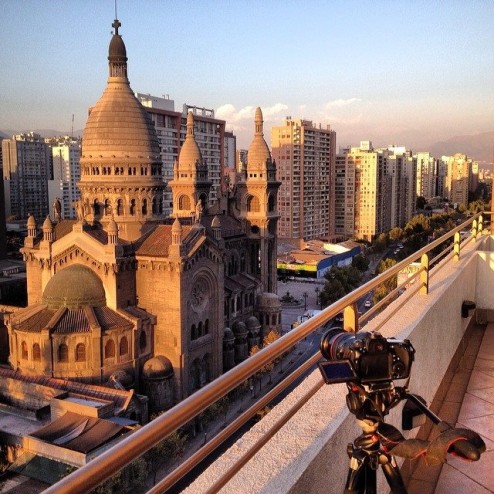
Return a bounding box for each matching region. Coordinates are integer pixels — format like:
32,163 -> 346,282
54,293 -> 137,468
6,18 -> 281,411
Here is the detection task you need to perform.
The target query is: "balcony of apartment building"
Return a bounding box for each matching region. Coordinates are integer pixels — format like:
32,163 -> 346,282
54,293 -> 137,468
46,215 -> 493,494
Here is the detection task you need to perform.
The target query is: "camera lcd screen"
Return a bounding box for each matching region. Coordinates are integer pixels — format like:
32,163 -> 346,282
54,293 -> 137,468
318,360 -> 357,384
360,353 -> 392,383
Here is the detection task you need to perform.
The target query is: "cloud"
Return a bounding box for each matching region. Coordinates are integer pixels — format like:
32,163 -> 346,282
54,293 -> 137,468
216,103 -> 288,123
325,98 -> 361,109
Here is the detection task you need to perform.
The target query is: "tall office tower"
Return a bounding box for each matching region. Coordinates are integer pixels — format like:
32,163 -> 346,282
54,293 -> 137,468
335,141 -> 391,242
136,94 -> 227,215
444,153 -> 471,207
1,132 -> 51,220
437,157 -> 449,199
236,149 -> 248,173
415,152 -> 438,200
271,118 -> 336,242
47,136 -> 81,220
385,146 -> 417,227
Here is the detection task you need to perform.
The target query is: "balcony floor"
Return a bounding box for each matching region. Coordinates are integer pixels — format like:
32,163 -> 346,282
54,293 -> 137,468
408,322 -> 494,494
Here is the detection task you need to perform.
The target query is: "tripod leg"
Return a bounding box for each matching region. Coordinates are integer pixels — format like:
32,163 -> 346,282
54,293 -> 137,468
381,457 -> 407,494
344,455 -> 366,494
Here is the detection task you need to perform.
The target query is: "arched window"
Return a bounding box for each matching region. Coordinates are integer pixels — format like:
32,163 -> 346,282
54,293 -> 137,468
142,198 -> 148,215
58,343 -> 68,362
198,322 -> 203,337
152,197 -> 157,214
130,199 -> 136,215
33,343 -> 41,361
105,339 -> 115,358
93,199 -> 101,216
139,331 -> 147,351
75,343 -> 86,362
191,324 -> 197,341
116,199 -> 123,216
119,336 -> 128,356
179,195 -> 191,211
247,195 -> 260,212
105,199 -> 111,215
21,341 -> 28,360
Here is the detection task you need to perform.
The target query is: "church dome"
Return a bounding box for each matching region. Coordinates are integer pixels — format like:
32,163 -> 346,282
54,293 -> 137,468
142,355 -> 174,379
42,264 -> 106,309
80,19 -> 161,164
42,215 -> 53,231
247,107 -> 271,168
246,316 -> 261,330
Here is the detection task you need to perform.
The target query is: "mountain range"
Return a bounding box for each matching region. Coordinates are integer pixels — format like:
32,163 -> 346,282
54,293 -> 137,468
1,129 -> 492,165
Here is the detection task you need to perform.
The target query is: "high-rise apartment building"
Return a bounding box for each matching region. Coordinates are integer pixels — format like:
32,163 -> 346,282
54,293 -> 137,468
0,158 -> 6,259
1,132 -> 51,220
272,118 -> 336,242
47,136 -> 81,220
386,146 -> 416,227
335,141 -> 391,242
444,153 -> 471,207
415,152 -> 438,200
136,94 -> 228,216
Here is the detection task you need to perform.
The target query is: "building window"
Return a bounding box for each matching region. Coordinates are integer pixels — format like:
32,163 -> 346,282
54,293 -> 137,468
105,339 -> 115,358
21,341 -> 28,360
32,343 -> 41,361
179,195 -> 191,210
119,336 -> 128,356
58,343 -> 69,362
247,195 -> 260,212
142,198 -> 148,215
75,343 -> 86,362
116,199 -> 123,216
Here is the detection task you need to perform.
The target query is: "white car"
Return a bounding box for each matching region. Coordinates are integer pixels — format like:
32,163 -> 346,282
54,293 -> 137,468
364,300 -> 372,308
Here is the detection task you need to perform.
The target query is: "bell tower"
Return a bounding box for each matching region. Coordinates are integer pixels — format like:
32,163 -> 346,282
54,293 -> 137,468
242,107 -> 281,293
168,112 -> 212,221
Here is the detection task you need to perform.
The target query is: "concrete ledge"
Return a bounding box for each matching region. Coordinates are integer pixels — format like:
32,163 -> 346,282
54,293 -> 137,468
185,239 -> 482,494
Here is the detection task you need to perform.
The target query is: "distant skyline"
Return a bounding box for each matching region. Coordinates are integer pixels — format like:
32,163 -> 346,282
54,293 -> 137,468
1,0 -> 493,153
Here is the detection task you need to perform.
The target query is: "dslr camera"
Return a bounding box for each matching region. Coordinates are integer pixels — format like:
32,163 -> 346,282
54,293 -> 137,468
318,327 -> 415,385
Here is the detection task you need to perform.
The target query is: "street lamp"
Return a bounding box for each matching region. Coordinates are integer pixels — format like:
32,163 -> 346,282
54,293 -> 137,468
315,287 -> 321,309
303,291 -> 308,311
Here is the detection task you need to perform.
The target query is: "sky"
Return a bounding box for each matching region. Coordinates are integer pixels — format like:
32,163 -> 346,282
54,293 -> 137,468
1,0 -> 493,151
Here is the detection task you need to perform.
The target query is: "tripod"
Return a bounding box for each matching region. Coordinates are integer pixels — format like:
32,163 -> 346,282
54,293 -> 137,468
344,417 -> 406,494
341,384 -> 485,494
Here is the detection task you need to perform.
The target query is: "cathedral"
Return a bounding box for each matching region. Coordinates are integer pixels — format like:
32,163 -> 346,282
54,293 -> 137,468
7,19 -> 281,413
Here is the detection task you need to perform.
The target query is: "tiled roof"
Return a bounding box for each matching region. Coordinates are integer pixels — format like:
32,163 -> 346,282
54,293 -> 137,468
52,309 -> 91,333
201,214 -> 244,238
0,368 -> 134,413
136,224 -> 193,257
93,306 -> 133,331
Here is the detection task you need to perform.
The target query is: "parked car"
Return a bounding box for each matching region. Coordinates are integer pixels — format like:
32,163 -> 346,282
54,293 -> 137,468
364,300 -> 372,308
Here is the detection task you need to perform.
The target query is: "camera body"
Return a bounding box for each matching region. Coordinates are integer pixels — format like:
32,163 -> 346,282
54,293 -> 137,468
319,328 -> 415,385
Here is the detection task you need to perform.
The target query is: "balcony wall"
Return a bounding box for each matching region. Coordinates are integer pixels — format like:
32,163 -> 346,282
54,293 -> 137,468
186,236 -> 491,494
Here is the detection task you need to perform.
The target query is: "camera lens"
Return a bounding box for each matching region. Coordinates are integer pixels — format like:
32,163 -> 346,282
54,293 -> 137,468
320,327 -> 356,360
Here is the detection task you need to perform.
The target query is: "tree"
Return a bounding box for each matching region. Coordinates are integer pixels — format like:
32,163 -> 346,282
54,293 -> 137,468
416,196 -> 427,210
374,232 -> 389,252
352,254 -> 370,272
389,227 -> 403,242
145,430 -> 187,485
373,258 -> 397,304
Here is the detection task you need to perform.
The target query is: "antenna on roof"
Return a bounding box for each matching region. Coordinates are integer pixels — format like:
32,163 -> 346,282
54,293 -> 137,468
114,0 -> 118,19
71,114 -> 74,138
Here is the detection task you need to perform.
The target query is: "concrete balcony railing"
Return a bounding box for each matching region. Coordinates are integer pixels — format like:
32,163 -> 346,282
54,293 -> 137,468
46,214 -> 492,494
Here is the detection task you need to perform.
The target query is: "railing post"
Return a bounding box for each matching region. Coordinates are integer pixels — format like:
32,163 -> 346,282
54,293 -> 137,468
477,214 -> 483,239
471,219 -> 478,238
454,232 -> 461,261
343,303 -> 359,332
420,253 -> 429,295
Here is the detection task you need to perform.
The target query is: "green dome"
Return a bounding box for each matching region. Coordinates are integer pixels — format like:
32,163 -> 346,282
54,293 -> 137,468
43,264 -> 106,309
